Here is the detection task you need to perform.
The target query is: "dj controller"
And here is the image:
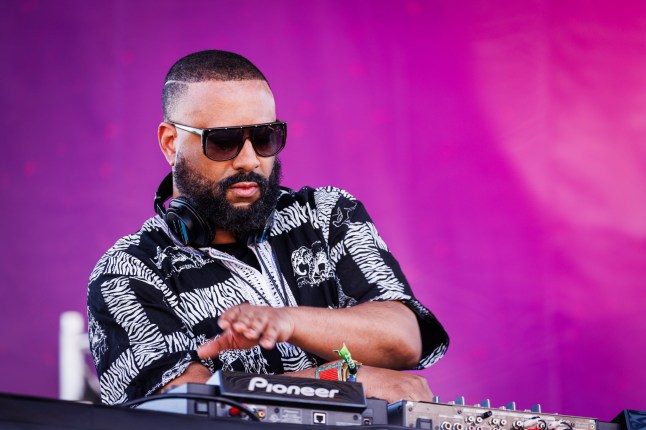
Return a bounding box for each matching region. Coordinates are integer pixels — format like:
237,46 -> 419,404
0,371 -> 642,430
133,371 -> 635,430
136,371 -> 387,426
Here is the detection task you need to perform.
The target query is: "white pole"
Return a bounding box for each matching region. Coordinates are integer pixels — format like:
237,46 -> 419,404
59,311 -> 86,401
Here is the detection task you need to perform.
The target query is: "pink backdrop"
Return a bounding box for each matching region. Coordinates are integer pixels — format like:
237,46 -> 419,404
1,0 -> 644,421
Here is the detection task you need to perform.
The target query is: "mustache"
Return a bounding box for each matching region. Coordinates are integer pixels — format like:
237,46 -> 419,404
218,171 -> 268,191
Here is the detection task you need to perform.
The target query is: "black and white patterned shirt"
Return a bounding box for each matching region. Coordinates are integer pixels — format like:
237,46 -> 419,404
87,186 -> 449,405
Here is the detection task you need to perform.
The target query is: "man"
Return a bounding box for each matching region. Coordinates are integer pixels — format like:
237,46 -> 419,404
87,50 -> 448,406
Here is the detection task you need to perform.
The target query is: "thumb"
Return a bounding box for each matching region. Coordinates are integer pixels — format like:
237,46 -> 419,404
197,333 -> 233,359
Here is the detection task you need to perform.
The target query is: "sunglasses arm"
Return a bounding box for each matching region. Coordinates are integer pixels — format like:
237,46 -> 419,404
171,122 -> 204,138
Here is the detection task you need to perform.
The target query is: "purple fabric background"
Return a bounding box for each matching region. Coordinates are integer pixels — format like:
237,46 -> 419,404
1,0 -> 644,420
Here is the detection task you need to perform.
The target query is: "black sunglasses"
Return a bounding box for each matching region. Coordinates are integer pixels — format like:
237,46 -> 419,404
169,121 -> 287,161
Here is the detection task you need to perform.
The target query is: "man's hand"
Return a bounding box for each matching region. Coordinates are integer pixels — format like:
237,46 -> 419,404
197,303 -> 295,358
355,366 -> 433,403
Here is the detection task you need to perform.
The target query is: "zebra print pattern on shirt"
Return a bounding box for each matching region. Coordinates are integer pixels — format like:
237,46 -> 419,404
344,221 -> 410,301
178,277 -> 249,327
88,186 -> 448,405
276,342 -> 317,372
272,200 -> 321,236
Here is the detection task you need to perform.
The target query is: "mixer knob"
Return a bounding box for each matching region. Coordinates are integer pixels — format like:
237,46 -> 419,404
456,397 -> 465,406
506,402 -> 517,411
433,396 -> 441,403
480,399 -> 491,408
531,404 -> 542,413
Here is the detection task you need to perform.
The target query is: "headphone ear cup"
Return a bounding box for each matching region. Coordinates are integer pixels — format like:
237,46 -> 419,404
165,197 -> 214,247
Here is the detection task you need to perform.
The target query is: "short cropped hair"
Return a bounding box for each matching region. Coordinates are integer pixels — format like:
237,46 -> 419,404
162,50 -> 268,120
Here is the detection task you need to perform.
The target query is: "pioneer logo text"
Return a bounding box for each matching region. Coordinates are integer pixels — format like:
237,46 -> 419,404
247,377 -> 340,399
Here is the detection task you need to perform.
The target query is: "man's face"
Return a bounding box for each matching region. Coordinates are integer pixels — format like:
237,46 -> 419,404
160,80 -> 282,240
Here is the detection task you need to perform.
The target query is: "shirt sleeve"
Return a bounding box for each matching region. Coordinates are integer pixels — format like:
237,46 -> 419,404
323,188 -> 449,369
87,248 -> 202,405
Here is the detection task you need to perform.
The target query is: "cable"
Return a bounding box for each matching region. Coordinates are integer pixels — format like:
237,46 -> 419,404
560,421 -> 574,430
119,393 -> 261,421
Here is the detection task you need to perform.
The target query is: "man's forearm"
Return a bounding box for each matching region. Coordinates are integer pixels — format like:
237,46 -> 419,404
199,300 -> 423,370
285,301 -> 422,369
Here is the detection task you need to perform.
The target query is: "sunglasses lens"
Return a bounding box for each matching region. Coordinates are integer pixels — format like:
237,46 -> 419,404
203,123 -> 286,161
205,129 -> 243,161
253,123 -> 285,156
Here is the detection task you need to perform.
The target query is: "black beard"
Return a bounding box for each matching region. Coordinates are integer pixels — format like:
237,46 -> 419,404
173,156 -> 282,242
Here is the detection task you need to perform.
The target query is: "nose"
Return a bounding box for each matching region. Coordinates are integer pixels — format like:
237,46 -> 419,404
231,139 -> 260,172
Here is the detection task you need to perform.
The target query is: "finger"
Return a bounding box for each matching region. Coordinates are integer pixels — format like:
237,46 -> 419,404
232,320 -> 255,335
230,316 -> 265,339
228,330 -> 262,350
232,307 -> 269,336
197,333 -> 233,359
259,325 -> 279,350
230,309 -> 258,333
234,322 -> 264,341
244,313 -> 270,338
218,305 -> 244,330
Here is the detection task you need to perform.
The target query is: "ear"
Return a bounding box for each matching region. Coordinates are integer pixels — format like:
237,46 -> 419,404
158,121 -> 177,166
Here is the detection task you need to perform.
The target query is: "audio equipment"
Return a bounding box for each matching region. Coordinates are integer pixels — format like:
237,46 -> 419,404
387,398 -> 603,430
613,410 -> 646,430
154,172 -> 214,247
0,390 -> 638,430
136,371 -> 388,426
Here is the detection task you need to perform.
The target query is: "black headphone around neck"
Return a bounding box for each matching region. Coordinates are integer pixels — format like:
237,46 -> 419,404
154,172 -> 215,248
